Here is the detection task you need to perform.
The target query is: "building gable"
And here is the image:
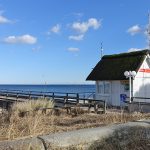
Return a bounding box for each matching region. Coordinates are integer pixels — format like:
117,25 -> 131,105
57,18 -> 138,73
136,54 -> 150,78
86,50 -> 150,81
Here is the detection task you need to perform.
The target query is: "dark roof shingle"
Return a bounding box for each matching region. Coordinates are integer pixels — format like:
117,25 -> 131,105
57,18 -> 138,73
86,49 -> 150,81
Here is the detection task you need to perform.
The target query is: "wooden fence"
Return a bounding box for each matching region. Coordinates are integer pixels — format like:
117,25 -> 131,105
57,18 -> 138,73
0,89 -> 106,113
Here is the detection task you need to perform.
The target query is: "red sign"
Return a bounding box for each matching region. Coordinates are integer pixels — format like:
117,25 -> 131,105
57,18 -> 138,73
139,68 -> 150,73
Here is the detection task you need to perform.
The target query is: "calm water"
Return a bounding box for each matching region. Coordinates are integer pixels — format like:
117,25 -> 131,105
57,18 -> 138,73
0,84 -> 95,94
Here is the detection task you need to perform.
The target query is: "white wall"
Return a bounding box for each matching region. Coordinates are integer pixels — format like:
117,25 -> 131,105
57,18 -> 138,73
96,81 -> 125,106
133,55 -> 150,102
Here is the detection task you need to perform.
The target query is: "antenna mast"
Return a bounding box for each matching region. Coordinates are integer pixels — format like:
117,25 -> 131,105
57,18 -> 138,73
148,12 -> 150,50
100,42 -> 103,59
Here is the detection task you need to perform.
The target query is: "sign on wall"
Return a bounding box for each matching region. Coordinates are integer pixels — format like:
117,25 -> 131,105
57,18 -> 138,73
120,94 -> 127,102
139,69 -> 150,73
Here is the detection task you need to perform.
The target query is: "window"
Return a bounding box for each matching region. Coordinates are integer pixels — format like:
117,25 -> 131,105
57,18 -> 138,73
104,82 -> 110,94
98,83 -> 103,93
97,82 -> 110,94
124,83 -> 129,91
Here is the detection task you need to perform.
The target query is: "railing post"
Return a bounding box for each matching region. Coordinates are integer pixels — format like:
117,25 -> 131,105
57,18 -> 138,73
29,91 -> 31,100
16,93 -> 18,101
76,93 -> 79,104
6,91 -> 8,98
83,94 -> 85,104
64,93 -> 68,107
88,99 -> 92,113
66,93 -> 68,103
104,100 -> 106,114
94,103 -> 98,113
52,92 -> 55,100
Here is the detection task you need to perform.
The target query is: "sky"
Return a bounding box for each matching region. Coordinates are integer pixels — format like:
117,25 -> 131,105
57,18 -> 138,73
0,0 -> 150,84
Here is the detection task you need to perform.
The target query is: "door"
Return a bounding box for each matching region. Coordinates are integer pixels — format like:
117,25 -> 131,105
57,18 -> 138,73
111,81 -> 120,106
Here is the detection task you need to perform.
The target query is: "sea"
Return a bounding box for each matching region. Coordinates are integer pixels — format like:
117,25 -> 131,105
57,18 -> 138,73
0,84 -> 95,94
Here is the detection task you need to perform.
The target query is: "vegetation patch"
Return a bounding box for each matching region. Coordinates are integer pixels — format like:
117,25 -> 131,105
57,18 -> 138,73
11,98 -> 54,116
88,126 -> 150,150
0,100 -> 150,141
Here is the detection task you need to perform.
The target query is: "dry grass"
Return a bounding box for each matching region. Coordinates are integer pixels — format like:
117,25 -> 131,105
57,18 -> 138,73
0,102 -> 150,141
11,98 -> 54,116
88,126 -> 150,150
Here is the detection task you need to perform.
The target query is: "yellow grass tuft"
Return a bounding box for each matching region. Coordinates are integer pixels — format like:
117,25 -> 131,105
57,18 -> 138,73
11,98 -> 54,115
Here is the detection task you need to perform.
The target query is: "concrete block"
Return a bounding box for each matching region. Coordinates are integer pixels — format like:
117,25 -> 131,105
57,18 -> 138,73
0,137 -> 45,150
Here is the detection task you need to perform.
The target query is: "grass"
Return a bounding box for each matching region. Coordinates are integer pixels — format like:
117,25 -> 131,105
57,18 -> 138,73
11,98 -> 54,116
88,126 -> 150,150
0,100 -> 150,141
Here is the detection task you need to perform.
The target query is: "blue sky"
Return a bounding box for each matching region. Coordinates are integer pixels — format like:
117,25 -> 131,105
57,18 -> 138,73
0,0 -> 149,84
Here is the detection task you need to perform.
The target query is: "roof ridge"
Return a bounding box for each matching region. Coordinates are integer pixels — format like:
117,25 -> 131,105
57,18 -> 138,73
102,49 -> 150,59
86,49 -> 147,81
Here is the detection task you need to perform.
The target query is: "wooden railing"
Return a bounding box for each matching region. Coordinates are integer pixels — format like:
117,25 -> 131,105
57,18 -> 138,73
125,96 -> 150,105
0,89 -> 106,113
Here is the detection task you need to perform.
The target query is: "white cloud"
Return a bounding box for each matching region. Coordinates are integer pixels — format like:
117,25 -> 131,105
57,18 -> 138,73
49,24 -> 61,34
128,48 -> 141,52
69,34 -> 84,41
72,22 -> 88,33
0,15 -> 11,24
68,47 -> 80,52
71,18 -> 101,33
127,25 -> 141,35
88,18 -> 100,29
3,34 -> 37,44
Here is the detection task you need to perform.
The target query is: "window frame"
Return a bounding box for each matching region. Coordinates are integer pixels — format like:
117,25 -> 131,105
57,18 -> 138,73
104,82 -> 110,94
97,81 -> 110,94
98,82 -> 104,94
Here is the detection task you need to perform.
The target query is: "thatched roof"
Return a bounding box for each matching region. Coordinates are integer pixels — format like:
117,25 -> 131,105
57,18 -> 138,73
86,49 -> 150,81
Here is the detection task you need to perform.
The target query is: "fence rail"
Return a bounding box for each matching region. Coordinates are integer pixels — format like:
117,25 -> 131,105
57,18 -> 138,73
124,96 -> 150,106
0,89 -> 106,113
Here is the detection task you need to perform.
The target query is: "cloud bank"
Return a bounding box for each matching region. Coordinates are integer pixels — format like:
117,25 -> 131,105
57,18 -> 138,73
128,48 -> 142,52
0,15 -> 11,24
3,34 -> 37,44
48,24 -> 61,34
71,18 -> 101,33
68,34 -> 84,41
127,25 -> 141,35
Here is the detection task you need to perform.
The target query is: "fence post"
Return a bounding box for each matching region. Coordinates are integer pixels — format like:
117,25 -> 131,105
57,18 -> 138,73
83,94 -> 85,104
16,93 -> 18,101
76,93 -> 79,104
94,103 -> 98,113
6,91 -> 8,98
104,100 -> 106,114
66,93 -> 68,103
29,91 -> 31,100
88,100 -> 92,113
52,92 -> 55,100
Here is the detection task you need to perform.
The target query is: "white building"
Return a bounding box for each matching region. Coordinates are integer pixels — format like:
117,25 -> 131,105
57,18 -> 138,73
86,50 -> 150,108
